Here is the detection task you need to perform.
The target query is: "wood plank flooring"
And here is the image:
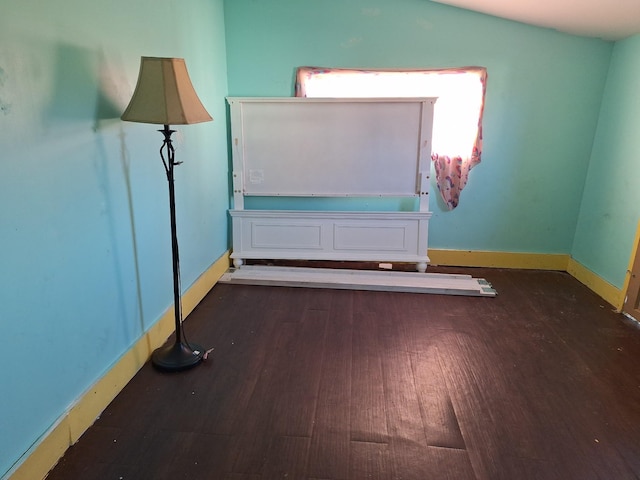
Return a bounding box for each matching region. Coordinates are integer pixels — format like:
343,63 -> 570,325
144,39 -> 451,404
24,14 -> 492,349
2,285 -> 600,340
46,268 -> 640,480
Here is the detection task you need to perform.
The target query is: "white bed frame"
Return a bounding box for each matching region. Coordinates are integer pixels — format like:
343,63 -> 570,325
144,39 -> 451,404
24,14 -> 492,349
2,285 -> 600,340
226,97 -> 436,272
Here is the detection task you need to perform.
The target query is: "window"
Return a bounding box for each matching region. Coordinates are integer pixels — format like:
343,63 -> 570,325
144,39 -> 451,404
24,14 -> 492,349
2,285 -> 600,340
295,67 -> 487,210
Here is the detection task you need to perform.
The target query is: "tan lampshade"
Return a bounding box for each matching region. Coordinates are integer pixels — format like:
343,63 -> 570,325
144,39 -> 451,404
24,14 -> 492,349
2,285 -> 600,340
121,57 -> 212,125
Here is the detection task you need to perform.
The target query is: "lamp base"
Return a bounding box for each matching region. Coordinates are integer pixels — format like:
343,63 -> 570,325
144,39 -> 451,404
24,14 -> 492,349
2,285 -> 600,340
151,341 -> 204,372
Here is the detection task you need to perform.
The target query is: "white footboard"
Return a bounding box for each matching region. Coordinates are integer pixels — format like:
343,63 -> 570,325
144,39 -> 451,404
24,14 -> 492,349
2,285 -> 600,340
229,210 -> 431,272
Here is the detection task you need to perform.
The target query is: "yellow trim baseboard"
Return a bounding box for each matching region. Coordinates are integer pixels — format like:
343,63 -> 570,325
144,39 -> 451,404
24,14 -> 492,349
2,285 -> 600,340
567,257 -> 624,310
429,249 -> 570,271
429,249 -> 623,308
6,251 -> 231,480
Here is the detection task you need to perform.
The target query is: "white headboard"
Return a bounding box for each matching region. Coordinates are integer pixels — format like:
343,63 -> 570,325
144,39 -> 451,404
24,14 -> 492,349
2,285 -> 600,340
227,97 -> 436,210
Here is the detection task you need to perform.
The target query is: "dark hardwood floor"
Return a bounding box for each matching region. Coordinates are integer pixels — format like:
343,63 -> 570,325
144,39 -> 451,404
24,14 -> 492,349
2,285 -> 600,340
46,267 -> 640,480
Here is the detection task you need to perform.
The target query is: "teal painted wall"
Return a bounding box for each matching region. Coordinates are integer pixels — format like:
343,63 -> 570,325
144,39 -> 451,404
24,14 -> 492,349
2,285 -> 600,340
0,0 -> 229,477
572,34 -> 640,288
0,0 -> 634,476
224,0 -> 612,253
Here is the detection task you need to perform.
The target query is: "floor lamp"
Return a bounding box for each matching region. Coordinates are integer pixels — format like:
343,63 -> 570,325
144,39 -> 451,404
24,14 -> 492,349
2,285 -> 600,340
121,57 -> 212,372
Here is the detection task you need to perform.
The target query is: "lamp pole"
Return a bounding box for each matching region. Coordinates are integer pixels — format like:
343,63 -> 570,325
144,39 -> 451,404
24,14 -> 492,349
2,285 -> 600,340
150,125 -> 204,371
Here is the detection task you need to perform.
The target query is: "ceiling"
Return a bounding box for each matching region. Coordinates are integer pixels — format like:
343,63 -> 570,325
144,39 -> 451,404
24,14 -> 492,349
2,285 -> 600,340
430,0 -> 640,41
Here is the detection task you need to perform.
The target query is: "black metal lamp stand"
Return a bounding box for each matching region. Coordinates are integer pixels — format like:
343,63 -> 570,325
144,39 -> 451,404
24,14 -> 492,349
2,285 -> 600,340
150,125 -> 204,371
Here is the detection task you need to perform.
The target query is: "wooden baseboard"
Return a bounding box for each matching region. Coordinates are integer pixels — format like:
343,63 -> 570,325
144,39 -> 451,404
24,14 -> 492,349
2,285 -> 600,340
566,257 -> 624,310
429,249 -> 624,307
5,251 -> 231,480
428,249 -> 570,271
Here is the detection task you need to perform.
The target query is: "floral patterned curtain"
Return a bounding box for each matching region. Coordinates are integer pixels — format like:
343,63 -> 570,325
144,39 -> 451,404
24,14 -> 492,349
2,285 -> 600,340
295,66 -> 488,210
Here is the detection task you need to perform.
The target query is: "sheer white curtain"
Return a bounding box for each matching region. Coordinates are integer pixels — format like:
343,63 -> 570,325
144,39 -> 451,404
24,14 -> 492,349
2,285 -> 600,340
295,67 -> 487,210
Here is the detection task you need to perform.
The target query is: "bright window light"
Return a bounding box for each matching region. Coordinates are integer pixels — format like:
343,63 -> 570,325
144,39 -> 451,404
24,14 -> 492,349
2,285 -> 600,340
296,67 -> 487,209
